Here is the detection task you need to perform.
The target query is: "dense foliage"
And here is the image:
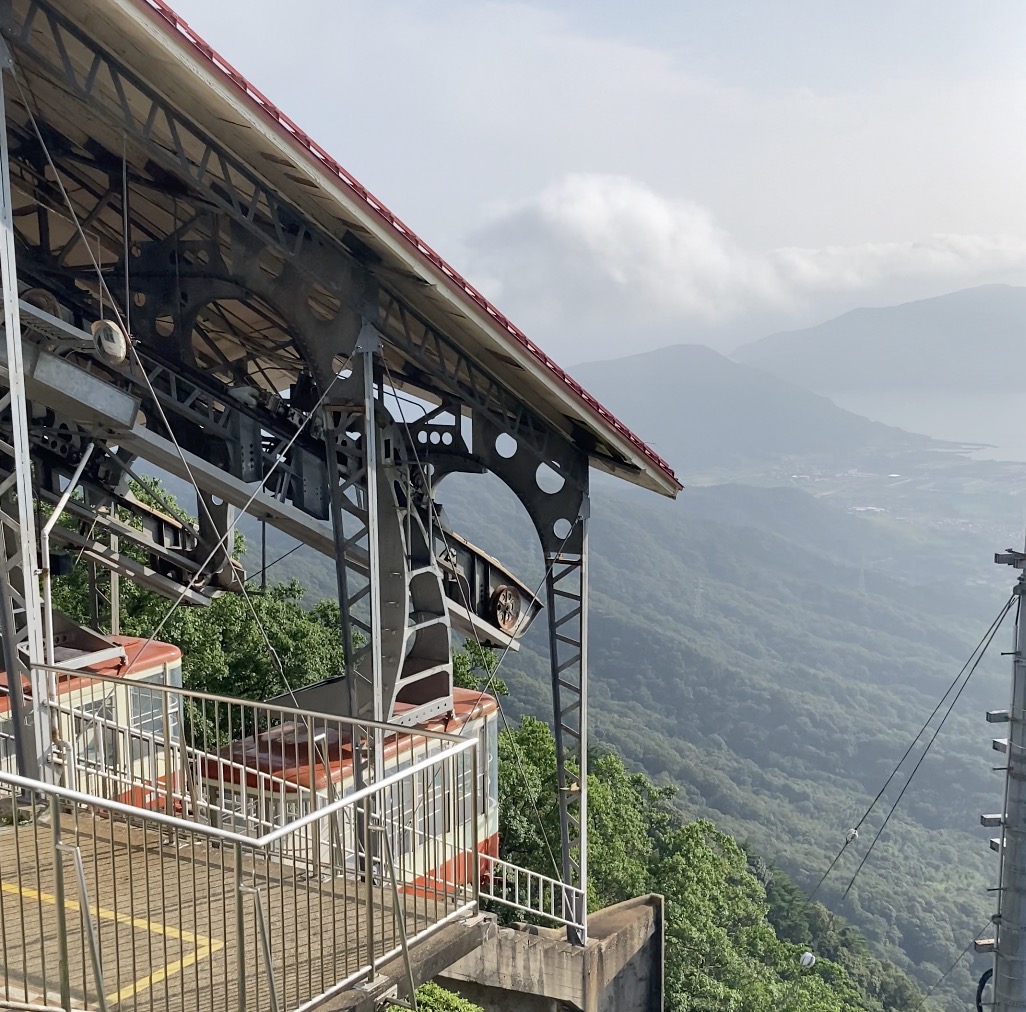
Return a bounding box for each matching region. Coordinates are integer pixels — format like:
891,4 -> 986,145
52,480 -> 344,699
414,982 -> 484,1012
498,714 -> 926,1011
55,570 -> 344,700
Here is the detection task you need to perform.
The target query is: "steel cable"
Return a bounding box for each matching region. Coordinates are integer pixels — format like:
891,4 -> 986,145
841,595 -> 1013,899
807,593 -> 1014,906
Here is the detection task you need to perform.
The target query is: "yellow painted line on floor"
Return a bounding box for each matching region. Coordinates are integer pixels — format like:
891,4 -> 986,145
104,940 -> 219,1005
1,879 -> 224,1003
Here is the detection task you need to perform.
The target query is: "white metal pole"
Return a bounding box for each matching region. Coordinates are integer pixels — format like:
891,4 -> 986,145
993,570 -> 1026,1008
578,502 -> 589,944
0,46 -> 54,781
361,337 -> 385,784
41,442 -> 94,668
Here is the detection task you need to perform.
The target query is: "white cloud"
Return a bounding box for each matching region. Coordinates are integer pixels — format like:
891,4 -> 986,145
469,174 -> 1026,354
165,0 -> 1026,254
163,1 -> 1026,360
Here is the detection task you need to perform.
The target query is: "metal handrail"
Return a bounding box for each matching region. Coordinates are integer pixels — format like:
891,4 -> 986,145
0,731 -> 476,849
30,657 -> 479,850
41,697 -> 479,848
30,659 -> 468,744
481,854 -> 586,931
0,734 -> 481,1010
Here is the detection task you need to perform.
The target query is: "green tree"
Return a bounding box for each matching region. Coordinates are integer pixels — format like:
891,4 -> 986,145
495,716 -> 924,1012
51,476 -> 344,700
414,982 -> 484,1012
452,638 -> 508,696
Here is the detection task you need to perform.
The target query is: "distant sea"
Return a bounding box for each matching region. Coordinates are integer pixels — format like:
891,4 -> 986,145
830,389 -> 1026,464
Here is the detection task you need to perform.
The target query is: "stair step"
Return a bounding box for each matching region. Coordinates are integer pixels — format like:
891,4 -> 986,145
399,658 -> 450,684
408,615 -> 446,635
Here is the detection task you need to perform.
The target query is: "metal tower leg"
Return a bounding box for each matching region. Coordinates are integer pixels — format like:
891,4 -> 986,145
992,561 -> 1026,1008
362,342 -> 384,734
324,329 -> 385,779
545,508 -> 589,945
0,43 -> 52,781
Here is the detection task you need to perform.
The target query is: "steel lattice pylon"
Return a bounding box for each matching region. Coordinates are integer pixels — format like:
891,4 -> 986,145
0,1 -> 680,954
546,536 -> 590,944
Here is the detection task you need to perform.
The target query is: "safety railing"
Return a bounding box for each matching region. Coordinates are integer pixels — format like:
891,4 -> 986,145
0,732 -> 479,1010
30,660 -> 453,836
480,854 -> 586,932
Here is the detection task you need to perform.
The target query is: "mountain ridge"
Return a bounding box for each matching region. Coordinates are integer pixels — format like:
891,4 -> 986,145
731,283 -> 1026,393
570,342 -> 942,476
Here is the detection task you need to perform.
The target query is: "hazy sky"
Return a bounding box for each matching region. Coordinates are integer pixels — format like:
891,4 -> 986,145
168,0 -> 1026,360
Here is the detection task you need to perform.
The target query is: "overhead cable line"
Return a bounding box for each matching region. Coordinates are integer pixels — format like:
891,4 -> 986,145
808,593 -> 1015,906
16,67 -> 367,810
245,542 -> 304,585
841,594 -> 1013,898
14,63 -> 356,704
23,49 -> 569,884
923,922 -> 991,1006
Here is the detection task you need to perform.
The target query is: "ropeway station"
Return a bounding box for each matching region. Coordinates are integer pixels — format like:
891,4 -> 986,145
0,1 -> 679,1009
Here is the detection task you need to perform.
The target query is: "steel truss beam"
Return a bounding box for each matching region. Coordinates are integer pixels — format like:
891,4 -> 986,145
2,0 -> 590,482
546,541 -> 588,945
3,0 -> 594,939
378,293 -> 572,469
428,416 -> 591,942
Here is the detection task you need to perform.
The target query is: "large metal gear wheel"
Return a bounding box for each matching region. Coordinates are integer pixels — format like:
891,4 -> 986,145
489,584 -> 521,635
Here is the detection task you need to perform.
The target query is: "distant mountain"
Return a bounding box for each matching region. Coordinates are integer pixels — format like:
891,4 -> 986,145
571,344 -> 939,475
733,284 -> 1026,393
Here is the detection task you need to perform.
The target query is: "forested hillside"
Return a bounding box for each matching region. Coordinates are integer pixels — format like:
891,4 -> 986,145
54,538 -> 925,1011
433,476 -> 1003,1011
77,471 -> 1002,1009
498,713 -> 926,1010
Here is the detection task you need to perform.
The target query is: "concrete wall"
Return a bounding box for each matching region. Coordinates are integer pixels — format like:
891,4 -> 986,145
438,894 -> 664,1012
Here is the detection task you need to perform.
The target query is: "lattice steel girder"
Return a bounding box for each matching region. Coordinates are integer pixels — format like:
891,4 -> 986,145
1,0 -> 589,487
2,0 -> 358,376
545,531 -> 589,946
425,415 -> 590,943
376,300 -> 574,475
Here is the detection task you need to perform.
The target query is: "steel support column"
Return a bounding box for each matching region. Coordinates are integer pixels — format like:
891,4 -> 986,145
362,342 -> 384,733
324,327 -> 386,779
0,42 -> 52,781
545,500 -> 590,945
992,562 -> 1026,1009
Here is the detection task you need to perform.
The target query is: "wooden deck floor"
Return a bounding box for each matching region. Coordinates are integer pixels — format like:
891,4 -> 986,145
0,810 -> 468,1011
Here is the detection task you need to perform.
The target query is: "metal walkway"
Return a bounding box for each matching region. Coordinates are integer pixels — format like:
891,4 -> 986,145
0,662 -> 587,1011
0,647 -> 598,1012
0,810 -> 469,1012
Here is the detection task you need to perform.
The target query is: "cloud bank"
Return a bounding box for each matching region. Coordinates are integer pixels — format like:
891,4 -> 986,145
469,174 -> 1026,356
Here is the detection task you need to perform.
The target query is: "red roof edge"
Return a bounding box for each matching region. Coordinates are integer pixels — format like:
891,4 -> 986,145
131,0 -> 681,492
